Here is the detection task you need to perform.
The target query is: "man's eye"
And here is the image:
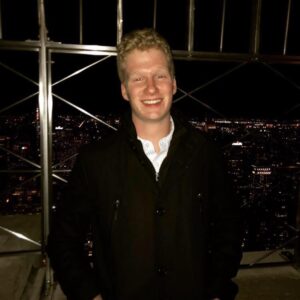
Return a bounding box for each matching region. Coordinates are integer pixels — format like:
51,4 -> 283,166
133,77 -> 143,82
157,74 -> 167,79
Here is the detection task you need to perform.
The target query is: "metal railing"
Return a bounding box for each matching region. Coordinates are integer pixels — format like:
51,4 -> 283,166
0,0 -> 299,297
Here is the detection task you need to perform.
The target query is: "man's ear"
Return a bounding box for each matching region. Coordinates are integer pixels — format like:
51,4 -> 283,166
172,78 -> 177,95
121,83 -> 129,101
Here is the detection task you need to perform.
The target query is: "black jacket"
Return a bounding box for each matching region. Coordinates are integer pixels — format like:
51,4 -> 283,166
47,112 -> 242,300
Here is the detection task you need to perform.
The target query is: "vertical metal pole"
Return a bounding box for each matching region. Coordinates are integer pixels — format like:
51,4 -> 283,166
250,0 -> 262,56
219,0 -> 227,52
0,0 -> 2,39
295,187 -> 300,269
153,0 -> 158,29
187,0 -> 195,53
38,0 -> 53,292
283,0 -> 292,55
117,0 -> 123,45
79,0 -> 83,44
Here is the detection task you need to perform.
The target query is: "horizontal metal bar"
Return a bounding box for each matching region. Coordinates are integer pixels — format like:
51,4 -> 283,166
47,42 -> 117,55
0,169 -> 71,174
2,39 -> 300,64
0,40 -> 40,51
0,170 -> 41,173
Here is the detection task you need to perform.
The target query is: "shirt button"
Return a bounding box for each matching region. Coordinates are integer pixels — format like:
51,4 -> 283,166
155,208 -> 166,216
197,192 -> 202,199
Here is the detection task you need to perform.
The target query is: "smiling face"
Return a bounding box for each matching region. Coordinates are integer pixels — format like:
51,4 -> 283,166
121,48 -> 177,128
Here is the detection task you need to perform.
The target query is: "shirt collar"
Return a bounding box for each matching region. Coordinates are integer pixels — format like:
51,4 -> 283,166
137,117 -> 174,153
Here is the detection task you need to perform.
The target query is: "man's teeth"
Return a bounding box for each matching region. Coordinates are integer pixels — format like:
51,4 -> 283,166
143,99 -> 161,104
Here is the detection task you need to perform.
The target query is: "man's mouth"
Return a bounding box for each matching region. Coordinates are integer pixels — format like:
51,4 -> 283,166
142,99 -> 161,105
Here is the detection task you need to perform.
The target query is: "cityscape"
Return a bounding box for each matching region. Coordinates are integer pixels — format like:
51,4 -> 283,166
0,111 -> 299,253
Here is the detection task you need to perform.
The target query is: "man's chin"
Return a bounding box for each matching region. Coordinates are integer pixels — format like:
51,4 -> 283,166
132,113 -> 170,124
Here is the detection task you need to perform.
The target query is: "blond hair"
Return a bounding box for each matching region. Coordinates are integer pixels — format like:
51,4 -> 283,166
117,28 -> 175,82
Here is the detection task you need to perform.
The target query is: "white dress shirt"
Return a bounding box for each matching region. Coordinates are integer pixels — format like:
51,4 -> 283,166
138,118 -> 174,176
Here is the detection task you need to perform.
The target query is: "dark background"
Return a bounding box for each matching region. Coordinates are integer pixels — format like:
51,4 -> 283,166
1,0 -> 300,120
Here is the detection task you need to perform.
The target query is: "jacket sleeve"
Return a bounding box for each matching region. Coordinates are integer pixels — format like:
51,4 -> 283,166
46,149 -> 101,300
205,146 -> 243,300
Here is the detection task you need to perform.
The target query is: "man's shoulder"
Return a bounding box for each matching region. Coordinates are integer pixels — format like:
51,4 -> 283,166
172,111 -> 213,144
77,130 -> 122,159
181,121 -> 216,149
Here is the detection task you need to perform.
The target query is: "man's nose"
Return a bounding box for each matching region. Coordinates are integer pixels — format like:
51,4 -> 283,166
145,77 -> 158,93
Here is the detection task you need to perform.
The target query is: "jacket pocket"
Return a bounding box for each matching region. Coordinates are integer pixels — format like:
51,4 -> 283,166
110,199 -> 120,245
113,199 -> 120,222
192,191 -> 206,233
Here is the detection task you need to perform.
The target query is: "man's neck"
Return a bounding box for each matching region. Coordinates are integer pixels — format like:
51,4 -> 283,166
133,117 -> 171,153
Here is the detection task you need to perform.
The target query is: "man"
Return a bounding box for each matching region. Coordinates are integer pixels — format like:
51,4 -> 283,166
47,28 -> 242,300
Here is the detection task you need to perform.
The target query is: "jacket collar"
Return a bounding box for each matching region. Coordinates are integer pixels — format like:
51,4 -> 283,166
119,107 -> 189,143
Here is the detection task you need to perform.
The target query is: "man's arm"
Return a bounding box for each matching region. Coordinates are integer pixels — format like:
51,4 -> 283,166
47,149 -> 101,299
206,147 -> 243,300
